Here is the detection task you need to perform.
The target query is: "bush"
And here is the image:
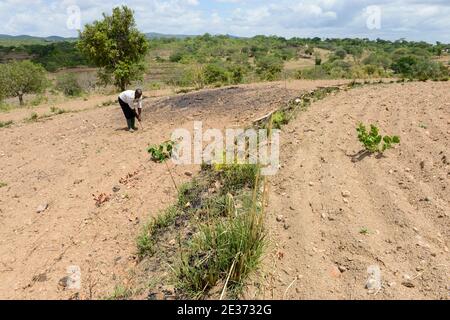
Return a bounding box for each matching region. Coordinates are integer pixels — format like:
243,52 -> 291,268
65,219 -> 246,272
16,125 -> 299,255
56,73 -> 83,96
203,64 -> 229,85
335,47 -> 347,59
255,55 -> 283,81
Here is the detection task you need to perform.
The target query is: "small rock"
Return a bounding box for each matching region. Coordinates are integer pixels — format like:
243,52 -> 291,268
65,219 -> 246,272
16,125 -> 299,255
342,190 -> 351,198
283,223 -> 290,230
36,203 -> 48,213
148,292 -> 165,300
402,281 -> 415,288
168,239 -> 176,246
112,185 -> 121,193
405,167 -> 411,172
338,266 -> 347,273
162,285 -> 175,296
276,215 -> 285,223
184,171 -> 193,177
289,206 -> 295,211
309,182 -> 314,187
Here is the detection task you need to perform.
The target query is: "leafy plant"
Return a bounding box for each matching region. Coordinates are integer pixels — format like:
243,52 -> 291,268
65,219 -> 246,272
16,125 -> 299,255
357,123 -> 400,153
147,140 -> 175,163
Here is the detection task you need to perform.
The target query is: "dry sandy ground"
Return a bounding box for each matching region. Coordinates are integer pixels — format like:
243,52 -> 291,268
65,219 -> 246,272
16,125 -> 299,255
0,80 -> 347,299
262,82 -> 449,300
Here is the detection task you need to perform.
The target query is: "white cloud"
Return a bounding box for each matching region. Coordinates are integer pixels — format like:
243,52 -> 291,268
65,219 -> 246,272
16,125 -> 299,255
0,0 -> 448,42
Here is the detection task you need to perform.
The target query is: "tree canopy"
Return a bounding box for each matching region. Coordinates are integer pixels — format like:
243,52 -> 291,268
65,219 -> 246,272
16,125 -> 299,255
77,6 -> 149,91
0,60 -> 48,105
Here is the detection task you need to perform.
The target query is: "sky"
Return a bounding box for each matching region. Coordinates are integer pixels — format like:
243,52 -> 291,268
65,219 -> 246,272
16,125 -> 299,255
0,0 -> 449,43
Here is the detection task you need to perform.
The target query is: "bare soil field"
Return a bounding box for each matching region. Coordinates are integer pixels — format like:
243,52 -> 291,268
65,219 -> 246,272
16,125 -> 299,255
261,82 -> 449,300
0,80 -> 347,299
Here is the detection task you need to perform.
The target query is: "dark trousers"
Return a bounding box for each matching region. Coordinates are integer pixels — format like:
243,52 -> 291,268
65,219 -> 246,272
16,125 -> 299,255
118,97 -> 136,120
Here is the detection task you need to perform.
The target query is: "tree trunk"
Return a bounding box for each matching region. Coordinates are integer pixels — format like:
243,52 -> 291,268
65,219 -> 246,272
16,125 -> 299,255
18,94 -> 24,106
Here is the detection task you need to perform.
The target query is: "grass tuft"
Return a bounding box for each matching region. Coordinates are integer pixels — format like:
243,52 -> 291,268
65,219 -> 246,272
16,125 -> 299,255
0,120 -> 14,128
137,206 -> 182,258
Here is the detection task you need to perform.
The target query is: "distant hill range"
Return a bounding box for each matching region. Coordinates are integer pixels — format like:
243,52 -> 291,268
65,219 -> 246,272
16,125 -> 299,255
0,32 -> 239,44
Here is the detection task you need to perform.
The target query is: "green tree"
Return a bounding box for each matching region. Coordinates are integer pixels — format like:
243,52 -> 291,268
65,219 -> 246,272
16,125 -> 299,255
0,61 -> 48,106
77,6 -> 149,91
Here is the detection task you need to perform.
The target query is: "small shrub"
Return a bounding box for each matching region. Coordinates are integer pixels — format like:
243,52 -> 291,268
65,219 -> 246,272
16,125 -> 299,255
147,141 -> 175,163
357,123 -> 400,153
203,64 -> 229,85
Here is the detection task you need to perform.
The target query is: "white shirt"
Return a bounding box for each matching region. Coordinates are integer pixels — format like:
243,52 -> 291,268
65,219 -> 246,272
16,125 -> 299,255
119,90 -> 143,109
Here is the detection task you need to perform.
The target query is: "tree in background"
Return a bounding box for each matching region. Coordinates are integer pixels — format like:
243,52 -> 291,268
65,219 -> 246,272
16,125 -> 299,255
77,6 -> 149,91
0,61 -> 48,105
56,73 -> 83,96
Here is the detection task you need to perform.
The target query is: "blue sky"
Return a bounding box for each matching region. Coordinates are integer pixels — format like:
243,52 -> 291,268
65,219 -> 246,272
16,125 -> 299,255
0,0 -> 449,43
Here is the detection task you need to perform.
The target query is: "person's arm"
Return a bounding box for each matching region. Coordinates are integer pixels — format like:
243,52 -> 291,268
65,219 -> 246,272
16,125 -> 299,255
137,99 -> 142,120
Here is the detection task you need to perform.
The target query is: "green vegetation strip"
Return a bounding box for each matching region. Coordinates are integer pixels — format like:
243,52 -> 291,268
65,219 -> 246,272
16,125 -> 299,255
135,81 -> 365,300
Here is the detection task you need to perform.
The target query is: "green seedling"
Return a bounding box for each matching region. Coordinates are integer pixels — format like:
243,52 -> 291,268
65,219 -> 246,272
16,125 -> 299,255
147,140 -> 175,163
357,123 -> 400,154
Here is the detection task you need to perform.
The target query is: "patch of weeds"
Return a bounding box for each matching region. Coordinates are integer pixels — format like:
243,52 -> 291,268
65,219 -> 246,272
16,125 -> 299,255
0,182 -> 7,188
175,190 -> 266,299
137,206 -> 183,258
26,112 -> 39,122
214,163 -> 260,194
201,194 -> 228,218
271,110 -> 290,129
50,106 -> 67,115
0,120 -> 14,128
177,178 -> 206,209
107,285 -> 133,300
419,123 -> 428,129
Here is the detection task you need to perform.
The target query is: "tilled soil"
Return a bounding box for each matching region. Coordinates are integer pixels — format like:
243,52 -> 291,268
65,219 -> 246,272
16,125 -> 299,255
261,82 -> 449,300
0,80 -> 347,299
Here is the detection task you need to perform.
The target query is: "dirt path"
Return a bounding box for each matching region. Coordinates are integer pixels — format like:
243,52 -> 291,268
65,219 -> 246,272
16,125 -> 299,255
262,82 -> 449,300
0,80 -> 347,299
